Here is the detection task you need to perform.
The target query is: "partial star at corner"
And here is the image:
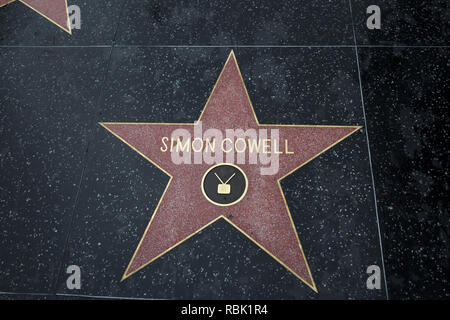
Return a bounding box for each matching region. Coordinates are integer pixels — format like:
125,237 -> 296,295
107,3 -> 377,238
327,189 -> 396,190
0,0 -> 71,34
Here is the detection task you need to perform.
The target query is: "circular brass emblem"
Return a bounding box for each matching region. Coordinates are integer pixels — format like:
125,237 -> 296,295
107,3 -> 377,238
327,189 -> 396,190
201,163 -> 248,206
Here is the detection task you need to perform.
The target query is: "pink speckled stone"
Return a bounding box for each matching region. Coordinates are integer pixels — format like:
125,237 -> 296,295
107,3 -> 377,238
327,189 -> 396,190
102,52 -> 360,290
2,0 -> 71,32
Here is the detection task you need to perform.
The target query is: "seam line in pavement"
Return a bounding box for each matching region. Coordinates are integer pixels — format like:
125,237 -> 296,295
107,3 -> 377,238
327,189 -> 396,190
348,0 -> 389,300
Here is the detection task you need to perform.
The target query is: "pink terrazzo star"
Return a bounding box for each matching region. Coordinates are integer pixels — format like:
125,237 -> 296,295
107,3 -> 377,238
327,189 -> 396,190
100,51 -> 361,292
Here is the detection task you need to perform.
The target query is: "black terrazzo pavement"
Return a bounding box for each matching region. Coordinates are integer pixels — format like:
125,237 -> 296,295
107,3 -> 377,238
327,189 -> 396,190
0,1 -> 448,300
358,47 -> 449,299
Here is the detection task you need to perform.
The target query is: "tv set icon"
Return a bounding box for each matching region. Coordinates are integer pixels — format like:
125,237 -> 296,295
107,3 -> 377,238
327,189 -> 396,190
217,183 -> 231,195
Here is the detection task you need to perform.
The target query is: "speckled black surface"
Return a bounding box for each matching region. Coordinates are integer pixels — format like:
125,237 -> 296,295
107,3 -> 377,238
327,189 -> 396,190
0,293 -> 56,300
351,0 -> 449,45
0,47 -> 111,292
0,1 -> 448,300
358,47 -> 449,299
115,0 -> 354,45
